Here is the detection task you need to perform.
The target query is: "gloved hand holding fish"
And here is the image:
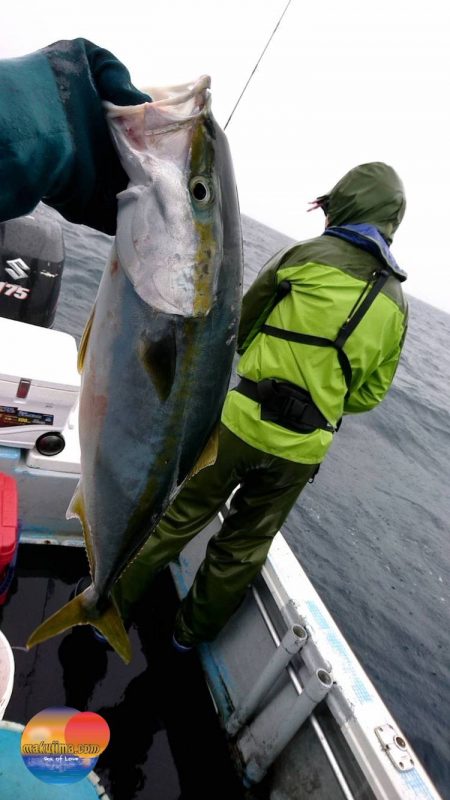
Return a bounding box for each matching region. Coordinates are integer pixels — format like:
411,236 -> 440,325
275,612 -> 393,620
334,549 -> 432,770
27,75 -> 243,662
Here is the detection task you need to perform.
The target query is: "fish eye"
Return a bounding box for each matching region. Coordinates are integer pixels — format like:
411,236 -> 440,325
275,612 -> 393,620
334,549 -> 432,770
190,176 -> 212,205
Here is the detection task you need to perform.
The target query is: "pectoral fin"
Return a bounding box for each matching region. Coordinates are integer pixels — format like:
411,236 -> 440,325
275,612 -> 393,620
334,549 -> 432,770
140,325 -> 177,402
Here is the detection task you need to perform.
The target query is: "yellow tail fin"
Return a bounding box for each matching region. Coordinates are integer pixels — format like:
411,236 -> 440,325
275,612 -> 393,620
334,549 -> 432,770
26,588 -> 132,664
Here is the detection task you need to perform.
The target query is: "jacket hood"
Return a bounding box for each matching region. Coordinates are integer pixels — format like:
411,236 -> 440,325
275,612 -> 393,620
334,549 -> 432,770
324,162 -> 406,244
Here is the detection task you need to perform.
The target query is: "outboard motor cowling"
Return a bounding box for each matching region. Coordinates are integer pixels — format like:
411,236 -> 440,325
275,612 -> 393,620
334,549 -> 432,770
0,206 -> 64,328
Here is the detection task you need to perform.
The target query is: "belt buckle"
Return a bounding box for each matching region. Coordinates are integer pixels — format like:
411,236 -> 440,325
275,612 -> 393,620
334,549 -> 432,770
282,395 -> 306,421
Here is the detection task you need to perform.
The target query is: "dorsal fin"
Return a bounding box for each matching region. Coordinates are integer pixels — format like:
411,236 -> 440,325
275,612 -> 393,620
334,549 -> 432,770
77,306 -> 95,374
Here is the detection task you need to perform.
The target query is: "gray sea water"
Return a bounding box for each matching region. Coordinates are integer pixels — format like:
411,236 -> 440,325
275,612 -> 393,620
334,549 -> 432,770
52,210 -> 450,799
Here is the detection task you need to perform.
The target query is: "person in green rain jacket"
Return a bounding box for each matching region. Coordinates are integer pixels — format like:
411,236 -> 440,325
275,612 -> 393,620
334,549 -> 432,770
116,161 -> 408,650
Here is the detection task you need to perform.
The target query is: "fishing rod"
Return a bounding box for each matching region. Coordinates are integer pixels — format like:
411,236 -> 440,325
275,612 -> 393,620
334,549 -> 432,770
224,0 -> 294,131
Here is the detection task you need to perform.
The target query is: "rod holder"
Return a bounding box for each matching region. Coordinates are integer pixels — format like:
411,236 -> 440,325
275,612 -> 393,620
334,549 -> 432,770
241,668 -> 333,784
226,624 -> 307,737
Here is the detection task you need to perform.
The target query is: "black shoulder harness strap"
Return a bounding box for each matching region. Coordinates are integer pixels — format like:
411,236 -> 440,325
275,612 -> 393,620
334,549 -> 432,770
261,268 -> 393,399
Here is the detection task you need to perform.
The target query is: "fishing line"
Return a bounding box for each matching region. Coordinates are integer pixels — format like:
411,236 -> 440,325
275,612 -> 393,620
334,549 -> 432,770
224,0 -> 294,130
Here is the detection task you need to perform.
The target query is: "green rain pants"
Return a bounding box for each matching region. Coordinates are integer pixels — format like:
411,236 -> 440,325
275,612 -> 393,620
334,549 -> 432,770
115,424 -> 318,646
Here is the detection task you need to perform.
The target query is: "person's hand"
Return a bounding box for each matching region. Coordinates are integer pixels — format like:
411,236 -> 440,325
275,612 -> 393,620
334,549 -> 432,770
0,38 -> 151,234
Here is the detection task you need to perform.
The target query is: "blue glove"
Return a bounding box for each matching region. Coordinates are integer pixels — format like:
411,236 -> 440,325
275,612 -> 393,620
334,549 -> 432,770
0,38 -> 151,234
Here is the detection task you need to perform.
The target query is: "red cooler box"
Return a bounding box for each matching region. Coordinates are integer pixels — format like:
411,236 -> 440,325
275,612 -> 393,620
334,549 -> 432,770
0,474 -> 18,605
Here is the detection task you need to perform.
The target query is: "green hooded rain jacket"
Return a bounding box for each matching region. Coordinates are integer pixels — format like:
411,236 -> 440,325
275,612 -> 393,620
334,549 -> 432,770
221,162 -> 408,464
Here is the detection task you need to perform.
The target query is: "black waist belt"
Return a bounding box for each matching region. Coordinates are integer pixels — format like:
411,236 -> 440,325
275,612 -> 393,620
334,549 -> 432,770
235,377 -> 336,434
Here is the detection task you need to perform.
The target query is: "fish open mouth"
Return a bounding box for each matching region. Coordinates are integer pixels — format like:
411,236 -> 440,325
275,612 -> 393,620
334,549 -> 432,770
104,75 -> 221,318
104,76 -> 212,137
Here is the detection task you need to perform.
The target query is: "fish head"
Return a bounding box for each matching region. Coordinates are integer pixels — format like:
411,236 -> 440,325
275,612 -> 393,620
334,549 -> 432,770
105,76 -> 236,317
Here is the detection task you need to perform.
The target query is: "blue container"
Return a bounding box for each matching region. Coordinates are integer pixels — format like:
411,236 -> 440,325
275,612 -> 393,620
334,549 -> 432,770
0,722 -> 109,799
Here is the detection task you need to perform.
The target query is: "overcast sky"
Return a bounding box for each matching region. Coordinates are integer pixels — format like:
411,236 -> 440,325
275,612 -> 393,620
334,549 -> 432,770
1,0 -> 449,312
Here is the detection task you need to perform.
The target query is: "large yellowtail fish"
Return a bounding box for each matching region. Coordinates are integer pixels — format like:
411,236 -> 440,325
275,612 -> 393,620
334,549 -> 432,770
27,76 -> 243,663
